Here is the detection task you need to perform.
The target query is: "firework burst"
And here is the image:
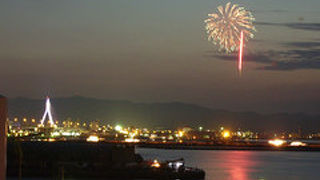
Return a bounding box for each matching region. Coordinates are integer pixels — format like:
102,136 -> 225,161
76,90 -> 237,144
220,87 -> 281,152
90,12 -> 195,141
205,2 -> 256,53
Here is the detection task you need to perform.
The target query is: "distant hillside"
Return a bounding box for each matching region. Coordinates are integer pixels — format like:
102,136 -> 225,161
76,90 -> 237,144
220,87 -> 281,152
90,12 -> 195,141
8,96 -> 320,132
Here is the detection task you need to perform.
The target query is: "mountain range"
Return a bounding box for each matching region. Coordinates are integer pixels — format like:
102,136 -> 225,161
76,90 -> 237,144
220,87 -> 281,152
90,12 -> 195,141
8,96 -> 320,132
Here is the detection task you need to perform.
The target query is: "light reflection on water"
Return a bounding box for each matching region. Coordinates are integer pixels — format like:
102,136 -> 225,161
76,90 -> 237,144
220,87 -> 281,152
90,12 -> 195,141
7,148 -> 320,180
216,151 -> 259,180
136,148 -> 320,180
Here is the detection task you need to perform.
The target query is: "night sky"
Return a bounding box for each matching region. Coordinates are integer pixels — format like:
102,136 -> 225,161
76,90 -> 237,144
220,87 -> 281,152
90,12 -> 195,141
1,0 -> 320,113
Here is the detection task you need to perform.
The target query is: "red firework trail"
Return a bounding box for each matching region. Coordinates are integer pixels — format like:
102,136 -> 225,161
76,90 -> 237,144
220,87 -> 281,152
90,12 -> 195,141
238,31 -> 244,72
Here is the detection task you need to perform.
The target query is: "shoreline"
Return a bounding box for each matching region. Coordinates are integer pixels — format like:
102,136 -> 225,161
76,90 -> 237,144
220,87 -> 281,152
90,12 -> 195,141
10,139 -> 320,152
136,143 -> 320,151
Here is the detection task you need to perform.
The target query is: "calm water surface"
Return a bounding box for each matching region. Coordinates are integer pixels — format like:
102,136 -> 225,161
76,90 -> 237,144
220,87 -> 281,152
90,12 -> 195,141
136,148 -> 320,180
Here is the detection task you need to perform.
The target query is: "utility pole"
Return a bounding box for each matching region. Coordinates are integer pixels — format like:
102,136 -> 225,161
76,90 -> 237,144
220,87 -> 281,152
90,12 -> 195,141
0,95 -> 7,180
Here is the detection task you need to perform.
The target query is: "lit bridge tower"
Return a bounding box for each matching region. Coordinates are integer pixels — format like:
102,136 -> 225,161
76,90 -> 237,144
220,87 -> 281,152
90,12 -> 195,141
40,96 -> 55,126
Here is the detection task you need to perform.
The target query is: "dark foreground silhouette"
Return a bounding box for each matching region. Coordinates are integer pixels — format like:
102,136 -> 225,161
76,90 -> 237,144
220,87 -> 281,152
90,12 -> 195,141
7,140 -> 205,180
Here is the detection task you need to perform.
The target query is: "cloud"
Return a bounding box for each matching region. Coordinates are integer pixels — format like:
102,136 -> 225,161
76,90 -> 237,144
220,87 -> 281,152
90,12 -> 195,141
252,9 -> 289,14
256,22 -> 320,31
205,43 -> 320,71
286,23 -> 320,31
255,22 -> 281,26
283,42 -> 320,49
260,60 -> 320,70
260,49 -> 320,70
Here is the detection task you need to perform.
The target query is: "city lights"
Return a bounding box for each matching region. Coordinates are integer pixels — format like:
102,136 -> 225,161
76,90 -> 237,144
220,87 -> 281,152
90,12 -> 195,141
222,130 -> 231,138
7,112 -> 319,150
115,125 -> 122,132
268,139 -> 286,147
178,131 -> 184,137
151,159 -> 161,168
86,135 -> 100,142
124,138 -> 140,143
6,116 -> 263,144
290,141 -> 307,147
